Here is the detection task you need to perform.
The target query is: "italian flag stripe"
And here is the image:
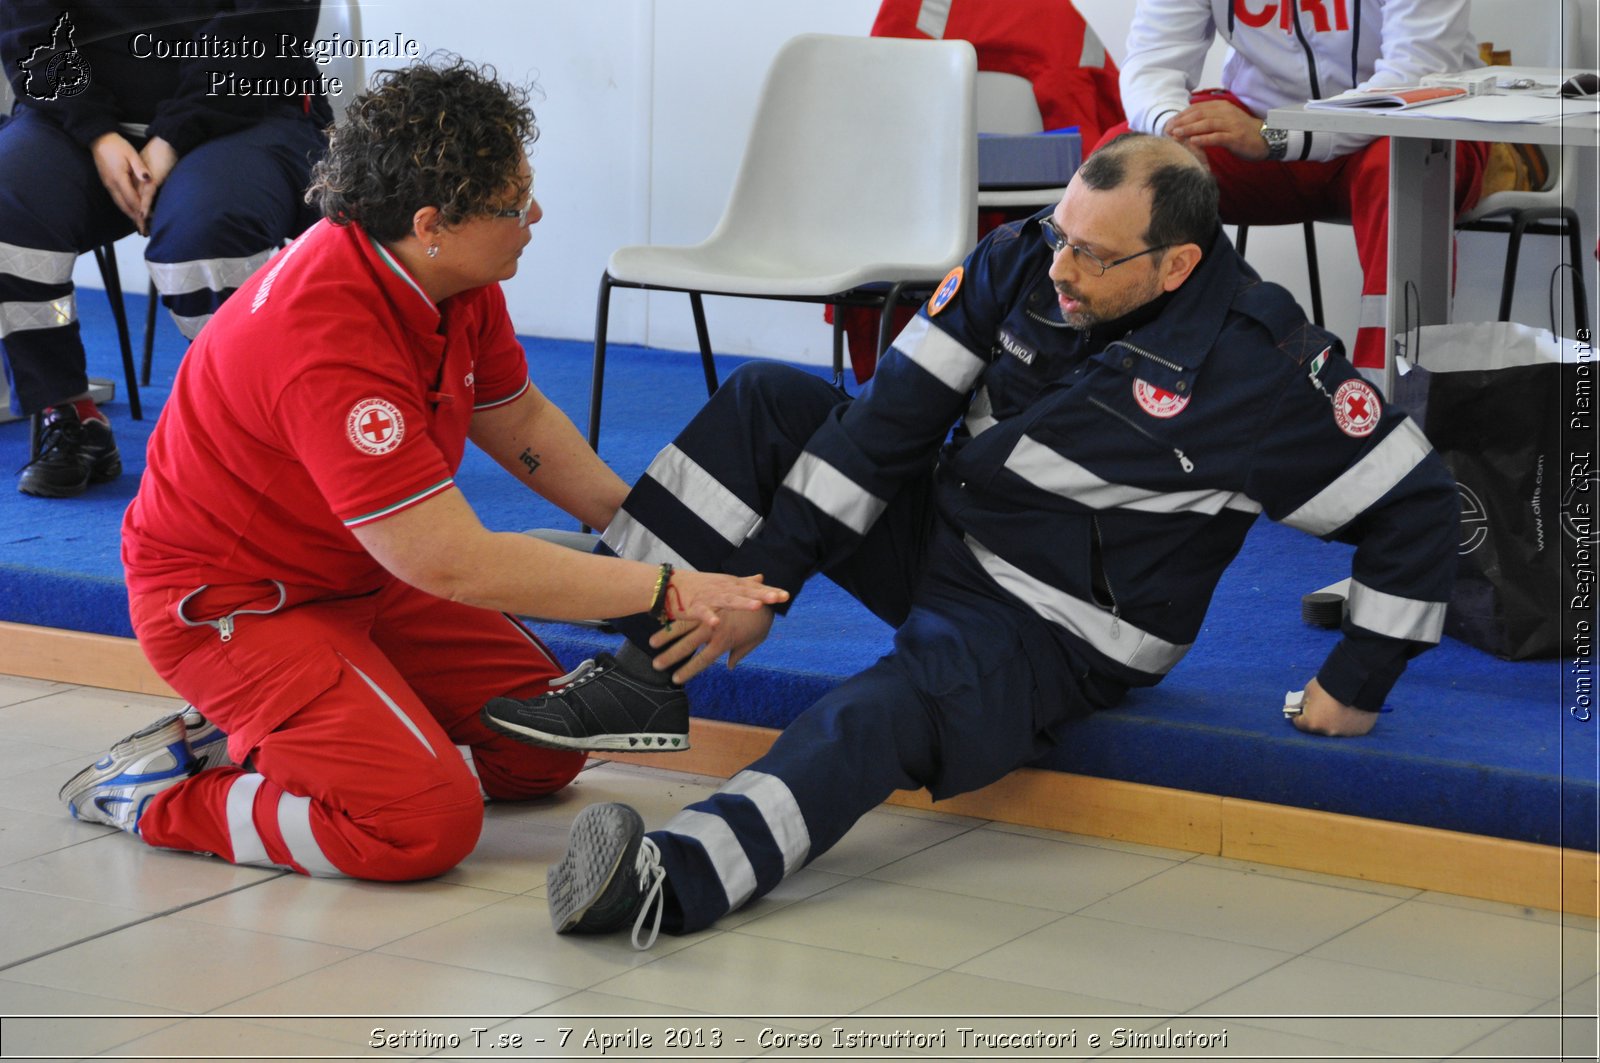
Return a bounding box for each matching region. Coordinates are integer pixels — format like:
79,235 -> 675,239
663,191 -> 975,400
344,479 -> 455,528
474,378 -> 531,411
367,237 -> 433,308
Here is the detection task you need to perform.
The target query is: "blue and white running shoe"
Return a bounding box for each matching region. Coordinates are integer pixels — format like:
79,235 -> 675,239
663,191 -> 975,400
180,707 -> 234,772
59,714 -> 197,834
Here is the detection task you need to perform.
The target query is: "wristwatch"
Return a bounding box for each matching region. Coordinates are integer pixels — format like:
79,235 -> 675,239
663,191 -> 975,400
1260,124 -> 1289,161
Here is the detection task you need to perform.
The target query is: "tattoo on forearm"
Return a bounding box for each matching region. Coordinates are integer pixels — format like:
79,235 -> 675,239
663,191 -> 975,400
518,449 -> 542,476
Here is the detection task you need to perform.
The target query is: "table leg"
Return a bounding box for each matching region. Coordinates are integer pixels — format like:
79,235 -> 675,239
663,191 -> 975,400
1385,137 -> 1456,397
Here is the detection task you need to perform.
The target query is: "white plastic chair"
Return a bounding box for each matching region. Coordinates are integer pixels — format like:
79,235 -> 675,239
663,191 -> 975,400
1455,0 -> 1588,325
974,70 -> 1074,212
587,33 -> 978,451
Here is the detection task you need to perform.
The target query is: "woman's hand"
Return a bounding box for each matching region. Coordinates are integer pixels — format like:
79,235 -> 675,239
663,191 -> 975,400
91,133 -> 152,231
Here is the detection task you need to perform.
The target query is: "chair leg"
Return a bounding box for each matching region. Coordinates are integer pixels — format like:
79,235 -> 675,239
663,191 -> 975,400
1302,222 -> 1325,329
875,281 -> 909,362
91,245 -> 142,420
1235,224 -> 1250,256
1560,207 -> 1590,330
29,411 -> 42,462
831,307 -> 847,392
141,279 -> 159,386
688,292 -> 718,396
1497,215 -> 1531,322
588,272 -> 613,453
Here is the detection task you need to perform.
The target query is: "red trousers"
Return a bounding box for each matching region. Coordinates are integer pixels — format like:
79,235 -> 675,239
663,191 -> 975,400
1096,93 -> 1488,369
130,578 -> 585,881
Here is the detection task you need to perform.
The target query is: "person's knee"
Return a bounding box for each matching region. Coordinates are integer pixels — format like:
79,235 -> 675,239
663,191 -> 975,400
351,789 -> 485,881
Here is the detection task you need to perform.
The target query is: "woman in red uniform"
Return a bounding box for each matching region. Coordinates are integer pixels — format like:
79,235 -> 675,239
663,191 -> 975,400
60,58 -> 786,881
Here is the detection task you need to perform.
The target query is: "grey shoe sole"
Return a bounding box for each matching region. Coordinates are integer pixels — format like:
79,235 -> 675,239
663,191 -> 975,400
481,705 -> 691,753
547,803 -> 645,934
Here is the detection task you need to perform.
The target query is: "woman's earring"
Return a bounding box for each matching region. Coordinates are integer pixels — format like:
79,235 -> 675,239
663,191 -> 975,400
427,244 -> 440,259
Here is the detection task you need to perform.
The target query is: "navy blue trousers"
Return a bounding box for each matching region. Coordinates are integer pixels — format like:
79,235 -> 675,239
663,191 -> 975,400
600,362 -> 1090,933
0,107 -> 324,415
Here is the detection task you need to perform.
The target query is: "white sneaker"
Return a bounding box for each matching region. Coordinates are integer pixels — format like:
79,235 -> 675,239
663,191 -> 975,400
59,714 -> 197,834
181,706 -> 235,771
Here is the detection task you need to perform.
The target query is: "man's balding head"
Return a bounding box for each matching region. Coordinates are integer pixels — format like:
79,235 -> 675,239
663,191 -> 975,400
1076,132 -> 1219,251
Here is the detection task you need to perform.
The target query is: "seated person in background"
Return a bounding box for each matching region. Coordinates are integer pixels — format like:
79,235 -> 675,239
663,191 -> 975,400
1104,0 -> 1489,374
838,0 -> 1126,384
483,133 -> 1459,950
58,58 -> 787,884
0,1 -> 334,497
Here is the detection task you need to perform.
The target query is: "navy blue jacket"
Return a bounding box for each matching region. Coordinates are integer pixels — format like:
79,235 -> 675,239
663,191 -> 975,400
727,214 -> 1458,712
2,1 -> 330,155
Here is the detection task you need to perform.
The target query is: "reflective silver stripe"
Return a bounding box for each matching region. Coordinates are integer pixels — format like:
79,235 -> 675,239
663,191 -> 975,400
644,443 -> 763,547
169,311 -> 210,340
895,314 -> 986,395
0,241 -> 76,284
346,658 -> 438,758
965,385 -> 997,437
146,249 -> 273,296
278,792 -> 344,877
915,0 -> 952,37
658,807 -> 758,911
1283,420 -> 1432,536
783,452 -> 886,536
721,770 -> 810,876
225,772 -> 270,867
600,508 -> 693,570
1359,293 -> 1386,329
455,745 -> 488,801
0,294 -> 75,337
966,535 -> 1191,676
1007,435 -> 1261,516
1348,579 -> 1446,643
1081,25 -> 1107,67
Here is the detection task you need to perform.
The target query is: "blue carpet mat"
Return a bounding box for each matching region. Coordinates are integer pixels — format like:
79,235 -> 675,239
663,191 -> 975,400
1,290 -> 1592,849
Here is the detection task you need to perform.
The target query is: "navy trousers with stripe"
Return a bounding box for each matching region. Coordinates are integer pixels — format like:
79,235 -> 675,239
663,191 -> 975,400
0,107 -> 324,414
602,362 -> 1091,933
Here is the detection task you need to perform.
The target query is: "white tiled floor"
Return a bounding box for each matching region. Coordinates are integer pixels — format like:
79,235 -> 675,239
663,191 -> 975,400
0,673 -> 1596,1062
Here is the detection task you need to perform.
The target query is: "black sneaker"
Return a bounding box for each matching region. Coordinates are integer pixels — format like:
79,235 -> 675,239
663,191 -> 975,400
480,652 -> 689,752
18,406 -> 122,498
548,802 -> 666,950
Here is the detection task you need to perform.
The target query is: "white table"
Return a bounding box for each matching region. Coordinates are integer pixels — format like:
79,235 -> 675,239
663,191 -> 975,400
1269,85 -> 1599,396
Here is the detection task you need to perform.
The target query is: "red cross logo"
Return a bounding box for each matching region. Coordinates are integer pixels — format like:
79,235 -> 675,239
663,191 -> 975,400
346,398 -> 406,455
1332,379 -> 1380,438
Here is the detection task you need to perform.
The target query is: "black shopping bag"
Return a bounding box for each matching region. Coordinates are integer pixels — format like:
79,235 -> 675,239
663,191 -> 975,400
1394,321 -> 1596,660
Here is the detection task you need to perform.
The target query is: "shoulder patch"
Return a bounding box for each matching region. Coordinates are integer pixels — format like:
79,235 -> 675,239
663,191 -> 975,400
1332,379 -> 1381,438
928,266 -> 963,316
347,398 -> 405,455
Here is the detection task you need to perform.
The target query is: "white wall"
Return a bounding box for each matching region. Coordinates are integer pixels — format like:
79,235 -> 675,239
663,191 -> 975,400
80,0 -> 1598,367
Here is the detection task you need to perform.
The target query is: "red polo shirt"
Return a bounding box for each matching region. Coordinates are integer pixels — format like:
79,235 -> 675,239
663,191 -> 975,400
123,219 -> 530,597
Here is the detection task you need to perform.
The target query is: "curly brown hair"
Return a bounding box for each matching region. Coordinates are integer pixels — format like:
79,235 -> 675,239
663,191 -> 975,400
307,55 -> 537,242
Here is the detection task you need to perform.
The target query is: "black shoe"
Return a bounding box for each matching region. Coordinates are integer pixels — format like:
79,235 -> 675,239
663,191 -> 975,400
548,802 -> 666,950
481,652 -> 690,752
18,406 -> 122,498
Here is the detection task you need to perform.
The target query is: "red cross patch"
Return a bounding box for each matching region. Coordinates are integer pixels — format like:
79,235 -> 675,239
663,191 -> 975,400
1332,379 -> 1380,438
346,397 -> 405,455
1133,379 -> 1190,418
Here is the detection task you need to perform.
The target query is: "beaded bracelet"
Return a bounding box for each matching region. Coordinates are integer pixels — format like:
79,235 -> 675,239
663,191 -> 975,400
648,562 -> 675,623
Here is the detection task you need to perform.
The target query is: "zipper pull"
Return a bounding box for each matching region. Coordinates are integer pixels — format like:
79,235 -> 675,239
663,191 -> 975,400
1109,606 -> 1122,640
218,615 -> 234,643
1174,448 -> 1195,473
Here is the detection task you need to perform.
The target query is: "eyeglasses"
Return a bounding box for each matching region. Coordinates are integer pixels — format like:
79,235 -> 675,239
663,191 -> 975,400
491,169 -> 537,225
1040,216 -> 1166,276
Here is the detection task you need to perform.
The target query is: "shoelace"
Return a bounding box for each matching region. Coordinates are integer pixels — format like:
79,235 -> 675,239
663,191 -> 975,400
631,836 -> 666,951
549,657 -> 601,693
19,417 -> 80,471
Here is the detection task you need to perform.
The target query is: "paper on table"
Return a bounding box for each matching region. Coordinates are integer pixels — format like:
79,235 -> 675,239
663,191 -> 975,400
1385,94 -> 1600,122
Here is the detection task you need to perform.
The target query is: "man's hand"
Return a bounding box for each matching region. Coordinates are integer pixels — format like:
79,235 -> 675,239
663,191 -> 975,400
1165,100 -> 1270,161
91,133 -> 153,231
648,604 -> 775,685
1291,678 -> 1378,736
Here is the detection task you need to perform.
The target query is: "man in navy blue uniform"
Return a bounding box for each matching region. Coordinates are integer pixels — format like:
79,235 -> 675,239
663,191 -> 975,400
1,2 -> 331,497
484,133 -> 1458,950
